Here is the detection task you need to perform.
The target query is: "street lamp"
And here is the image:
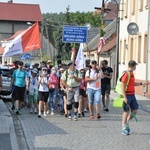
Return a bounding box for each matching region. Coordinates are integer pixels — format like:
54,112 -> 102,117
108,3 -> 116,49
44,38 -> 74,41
95,0 -> 120,85
85,23 -> 91,58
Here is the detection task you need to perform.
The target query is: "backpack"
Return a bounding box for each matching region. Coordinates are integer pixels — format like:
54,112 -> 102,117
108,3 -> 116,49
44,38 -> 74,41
115,71 -> 130,95
65,69 -> 79,82
88,68 -> 99,77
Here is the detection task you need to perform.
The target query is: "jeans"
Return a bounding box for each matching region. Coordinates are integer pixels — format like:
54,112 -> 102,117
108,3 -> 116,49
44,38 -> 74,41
47,89 -> 58,111
87,88 -> 101,104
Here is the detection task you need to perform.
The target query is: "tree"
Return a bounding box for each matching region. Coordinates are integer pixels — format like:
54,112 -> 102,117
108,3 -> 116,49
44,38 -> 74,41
42,8 -> 102,61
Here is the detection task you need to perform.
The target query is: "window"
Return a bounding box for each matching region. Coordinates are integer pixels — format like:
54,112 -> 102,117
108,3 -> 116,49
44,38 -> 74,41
143,34 -> 147,63
120,0 -> 124,19
145,0 -> 149,8
131,0 -> 135,15
124,0 -> 128,18
138,36 -> 141,62
139,0 -> 143,11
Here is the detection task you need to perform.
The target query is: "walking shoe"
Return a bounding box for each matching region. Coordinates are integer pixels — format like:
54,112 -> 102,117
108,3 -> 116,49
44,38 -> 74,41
64,114 -> 68,118
68,116 -> 72,121
78,113 -> 81,118
81,112 -> 85,117
73,116 -> 78,121
16,110 -> 21,115
121,129 -> 129,135
38,115 -> 41,118
34,111 -> 37,114
47,109 -> 50,114
84,108 -> 87,113
90,115 -> 94,119
103,106 -> 106,111
44,113 -> 47,117
126,123 -> 130,133
105,108 -> 109,112
96,114 -> 101,119
60,110 -> 64,115
11,105 -> 15,110
51,111 -> 55,116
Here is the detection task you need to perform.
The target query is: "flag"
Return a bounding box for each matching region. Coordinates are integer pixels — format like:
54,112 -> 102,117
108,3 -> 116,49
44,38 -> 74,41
70,47 -> 77,63
97,37 -> 105,53
75,43 -> 85,70
3,22 -> 41,57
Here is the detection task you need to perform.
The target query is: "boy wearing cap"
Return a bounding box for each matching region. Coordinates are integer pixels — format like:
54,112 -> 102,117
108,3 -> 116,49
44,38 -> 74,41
11,61 -> 29,115
28,68 -> 38,114
121,60 -> 149,135
61,61 -> 82,121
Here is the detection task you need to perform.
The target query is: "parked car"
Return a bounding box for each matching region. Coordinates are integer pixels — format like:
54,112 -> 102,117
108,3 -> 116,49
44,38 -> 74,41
0,65 -> 13,100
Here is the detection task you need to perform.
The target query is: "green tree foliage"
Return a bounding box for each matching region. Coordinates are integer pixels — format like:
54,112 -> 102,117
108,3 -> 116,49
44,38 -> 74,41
42,8 -> 101,61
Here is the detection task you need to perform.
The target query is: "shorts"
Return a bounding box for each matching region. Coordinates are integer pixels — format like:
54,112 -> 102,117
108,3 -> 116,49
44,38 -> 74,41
28,94 -> 38,103
38,91 -> 49,103
87,88 -> 101,104
59,89 -> 67,97
13,86 -> 26,101
66,87 -> 79,105
123,94 -> 138,112
101,84 -> 111,95
79,89 -> 87,97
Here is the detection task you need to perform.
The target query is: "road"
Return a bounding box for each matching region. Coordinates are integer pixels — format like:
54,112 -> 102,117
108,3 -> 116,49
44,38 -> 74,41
6,99 -> 150,150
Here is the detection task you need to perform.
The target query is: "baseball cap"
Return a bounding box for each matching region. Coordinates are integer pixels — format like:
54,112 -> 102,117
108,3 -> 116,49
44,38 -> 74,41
18,61 -> 23,66
68,61 -> 76,66
31,68 -> 38,74
47,60 -> 52,63
128,60 -> 138,67
52,67 -> 56,70
59,68 -> 64,71
42,67 -> 47,70
91,60 -> 97,64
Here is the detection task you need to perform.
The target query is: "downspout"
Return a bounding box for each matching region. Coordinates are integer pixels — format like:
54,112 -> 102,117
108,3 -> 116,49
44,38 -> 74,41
145,0 -> 150,97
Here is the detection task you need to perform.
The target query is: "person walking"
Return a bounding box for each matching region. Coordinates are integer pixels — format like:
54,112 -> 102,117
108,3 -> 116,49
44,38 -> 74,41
47,67 -> 59,115
11,61 -> 29,115
101,60 -> 113,112
78,69 -> 87,117
85,60 -> 104,119
28,68 -> 39,114
38,67 -> 49,118
61,61 -> 82,121
121,60 -> 149,135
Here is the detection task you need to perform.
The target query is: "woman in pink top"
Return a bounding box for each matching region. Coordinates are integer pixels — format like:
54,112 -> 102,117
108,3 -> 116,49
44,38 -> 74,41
47,67 -> 59,115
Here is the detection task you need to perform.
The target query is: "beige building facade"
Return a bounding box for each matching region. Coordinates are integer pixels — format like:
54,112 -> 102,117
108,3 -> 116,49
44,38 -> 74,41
119,0 -> 150,96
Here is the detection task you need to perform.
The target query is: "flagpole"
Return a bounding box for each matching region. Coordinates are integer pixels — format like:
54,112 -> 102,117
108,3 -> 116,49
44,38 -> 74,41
40,21 -> 44,62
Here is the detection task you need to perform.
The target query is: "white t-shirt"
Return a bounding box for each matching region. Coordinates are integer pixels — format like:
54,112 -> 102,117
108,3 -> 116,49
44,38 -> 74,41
38,76 -> 49,92
85,69 -> 101,90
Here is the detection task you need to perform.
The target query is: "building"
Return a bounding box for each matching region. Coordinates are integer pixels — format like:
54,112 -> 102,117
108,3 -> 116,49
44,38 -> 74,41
119,0 -> 149,97
0,1 -> 43,64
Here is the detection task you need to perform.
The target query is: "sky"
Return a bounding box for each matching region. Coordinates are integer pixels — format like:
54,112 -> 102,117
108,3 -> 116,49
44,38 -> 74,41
0,0 -> 103,13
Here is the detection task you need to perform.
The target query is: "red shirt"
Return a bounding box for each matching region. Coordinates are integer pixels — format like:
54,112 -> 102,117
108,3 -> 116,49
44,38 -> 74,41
121,71 -> 135,95
48,74 -> 59,89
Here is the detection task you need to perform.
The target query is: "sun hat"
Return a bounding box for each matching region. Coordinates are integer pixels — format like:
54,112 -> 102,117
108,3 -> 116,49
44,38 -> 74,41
31,68 -> 38,74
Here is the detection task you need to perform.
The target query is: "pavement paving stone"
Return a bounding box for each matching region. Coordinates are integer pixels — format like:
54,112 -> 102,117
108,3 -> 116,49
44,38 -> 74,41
14,99 -> 150,150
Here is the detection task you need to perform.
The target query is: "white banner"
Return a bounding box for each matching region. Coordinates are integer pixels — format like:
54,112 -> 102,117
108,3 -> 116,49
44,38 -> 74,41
75,43 -> 85,70
3,37 -> 23,57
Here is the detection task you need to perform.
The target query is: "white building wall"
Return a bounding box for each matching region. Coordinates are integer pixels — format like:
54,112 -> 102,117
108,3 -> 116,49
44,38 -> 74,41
119,0 -> 148,81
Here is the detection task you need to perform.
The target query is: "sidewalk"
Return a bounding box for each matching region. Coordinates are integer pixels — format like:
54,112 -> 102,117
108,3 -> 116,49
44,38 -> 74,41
0,100 -> 19,150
